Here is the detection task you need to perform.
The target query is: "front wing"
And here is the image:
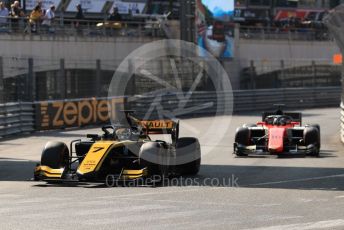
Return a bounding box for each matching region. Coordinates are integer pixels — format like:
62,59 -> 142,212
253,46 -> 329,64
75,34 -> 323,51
34,165 -> 148,183
233,143 -> 317,155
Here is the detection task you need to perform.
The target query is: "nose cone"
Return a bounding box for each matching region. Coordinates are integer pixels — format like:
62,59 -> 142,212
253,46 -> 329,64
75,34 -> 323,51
268,127 -> 285,153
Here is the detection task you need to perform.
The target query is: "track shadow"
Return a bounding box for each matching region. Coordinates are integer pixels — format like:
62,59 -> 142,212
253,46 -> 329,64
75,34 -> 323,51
0,158 -> 37,181
29,164 -> 344,191
196,164 -> 344,191
2,158 -> 344,192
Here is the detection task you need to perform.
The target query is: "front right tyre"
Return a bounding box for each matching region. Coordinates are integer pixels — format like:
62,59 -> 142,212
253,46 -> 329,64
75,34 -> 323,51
304,127 -> 320,157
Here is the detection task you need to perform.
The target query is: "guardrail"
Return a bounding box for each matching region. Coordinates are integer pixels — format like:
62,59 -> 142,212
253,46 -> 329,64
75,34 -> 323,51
130,87 -> 341,118
0,16 -> 332,42
239,26 -> 331,41
0,17 -> 167,38
341,102 -> 344,144
0,102 -> 35,138
0,87 -> 340,139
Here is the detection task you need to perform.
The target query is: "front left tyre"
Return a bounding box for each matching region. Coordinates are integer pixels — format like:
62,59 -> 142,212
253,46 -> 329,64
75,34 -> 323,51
234,127 -> 250,157
41,141 -> 69,169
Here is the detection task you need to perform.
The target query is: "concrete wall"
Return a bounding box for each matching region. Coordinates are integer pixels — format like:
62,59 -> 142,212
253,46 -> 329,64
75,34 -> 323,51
0,35 -> 155,61
0,35 -> 158,77
237,39 -> 340,74
0,34 -> 340,90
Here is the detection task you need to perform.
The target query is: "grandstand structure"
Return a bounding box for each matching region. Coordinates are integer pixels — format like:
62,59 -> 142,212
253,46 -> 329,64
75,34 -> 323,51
0,0 -> 342,103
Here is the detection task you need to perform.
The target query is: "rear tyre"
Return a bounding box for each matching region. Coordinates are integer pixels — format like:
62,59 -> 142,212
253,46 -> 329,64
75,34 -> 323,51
234,127 -> 250,157
175,137 -> 201,176
41,141 -> 69,169
304,127 -> 320,157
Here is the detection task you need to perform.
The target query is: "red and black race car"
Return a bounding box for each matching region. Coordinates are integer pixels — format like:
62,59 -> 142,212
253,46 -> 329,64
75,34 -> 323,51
234,107 -> 320,157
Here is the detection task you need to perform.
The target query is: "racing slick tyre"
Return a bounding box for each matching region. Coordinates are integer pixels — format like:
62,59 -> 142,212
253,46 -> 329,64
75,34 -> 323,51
306,124 -> 321,149
175,137 -> 201,176
139,142 -> 169,179
304,127 -> 320,157
234,127 -> 250,157
41,141 -> 69,169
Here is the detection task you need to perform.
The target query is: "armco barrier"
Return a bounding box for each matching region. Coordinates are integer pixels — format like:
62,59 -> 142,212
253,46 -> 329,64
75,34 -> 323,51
0,87 -> 341,138
130,87 -> 341,118
0,102 -> 35,137
341,102 -> 344,144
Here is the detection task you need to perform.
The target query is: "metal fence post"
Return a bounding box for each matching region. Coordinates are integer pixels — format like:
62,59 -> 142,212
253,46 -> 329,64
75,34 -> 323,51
27,58 -> 35,102
280,60 -> 285,88
342,60 -> 344,103
250,60 -> 256,89
96,59 -> 101,97
128,59 -> 136,96
59,59 -> 66,99
0,56 -> 4,103
312,60 -> 316,87
180,0 -> 195,42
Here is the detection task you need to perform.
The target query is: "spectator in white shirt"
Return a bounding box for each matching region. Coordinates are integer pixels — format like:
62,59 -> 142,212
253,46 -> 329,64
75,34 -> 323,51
42,5 -> 55,32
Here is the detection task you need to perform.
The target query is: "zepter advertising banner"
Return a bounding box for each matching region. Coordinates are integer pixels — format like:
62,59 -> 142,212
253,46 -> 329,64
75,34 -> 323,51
35,97 -> 125,130
196,0 -> 235,58
66,0 -> 146,14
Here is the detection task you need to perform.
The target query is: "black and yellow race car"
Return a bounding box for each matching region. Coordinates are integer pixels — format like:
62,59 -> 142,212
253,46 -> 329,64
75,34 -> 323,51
34,111 -> 201,184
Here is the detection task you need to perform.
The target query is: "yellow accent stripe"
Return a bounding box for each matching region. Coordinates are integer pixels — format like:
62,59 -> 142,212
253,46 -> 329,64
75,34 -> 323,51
122,169 -> 147,175
94,141 -> 137,172
77,141 -> 113,175
35,165 -> 64,178
77,140 -> 143,175
121,168 -> 148,180
39,172 -> 62,178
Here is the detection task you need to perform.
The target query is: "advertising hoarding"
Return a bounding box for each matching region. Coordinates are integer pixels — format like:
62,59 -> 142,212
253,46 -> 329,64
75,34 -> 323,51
196,0 -> 235,58
65,0 -> 146,14
35,98 -> 124,130
24,0 -> 62,11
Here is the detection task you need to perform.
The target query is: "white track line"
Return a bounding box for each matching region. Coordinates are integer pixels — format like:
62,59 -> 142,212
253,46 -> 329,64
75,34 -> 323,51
249,174 -> 344,186
247,219 -> 344,230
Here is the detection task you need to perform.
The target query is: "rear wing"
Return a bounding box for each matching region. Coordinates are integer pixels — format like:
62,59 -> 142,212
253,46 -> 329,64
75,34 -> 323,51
262,112 -> 302,125
139,120 -> 179,142
140,120 -> 175,134
123,111 -> 179,142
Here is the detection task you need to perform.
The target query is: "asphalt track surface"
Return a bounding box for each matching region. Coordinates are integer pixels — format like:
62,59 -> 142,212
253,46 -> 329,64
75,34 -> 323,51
0,108 -> 344,230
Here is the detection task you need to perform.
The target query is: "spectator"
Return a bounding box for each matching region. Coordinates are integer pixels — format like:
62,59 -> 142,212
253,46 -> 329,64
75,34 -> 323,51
37,0 -> 46,15
10,1 -> 23,32
0,1 -> 9,26
74,3 -> 84,34
108,7 -> 122,22
75,3 -> 84,21
10,1 -> 21,17
42,5 -> 55,33
29,5 -> 43,32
